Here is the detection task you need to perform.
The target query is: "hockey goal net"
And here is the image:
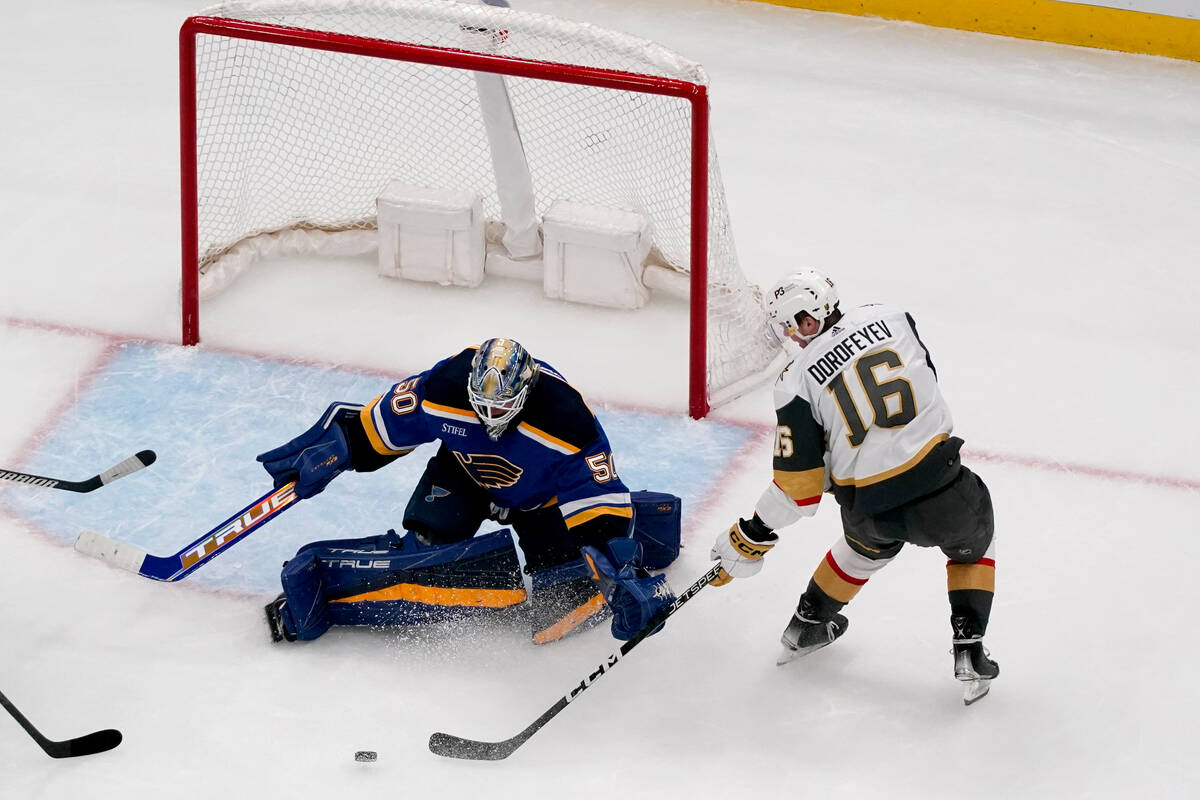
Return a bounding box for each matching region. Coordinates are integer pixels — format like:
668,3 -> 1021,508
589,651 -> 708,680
181,0 -> 783,417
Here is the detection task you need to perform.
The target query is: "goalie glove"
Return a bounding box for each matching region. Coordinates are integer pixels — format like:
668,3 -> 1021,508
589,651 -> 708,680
710,515 -> 778,586
256,403 -> 361,499
582,539 -> 675,641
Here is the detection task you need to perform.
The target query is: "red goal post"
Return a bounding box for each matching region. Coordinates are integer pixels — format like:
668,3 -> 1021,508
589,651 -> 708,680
179,1 -> 782,418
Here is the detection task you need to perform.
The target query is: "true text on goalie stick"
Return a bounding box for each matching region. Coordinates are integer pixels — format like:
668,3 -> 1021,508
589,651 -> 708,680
73,482 -> 298,581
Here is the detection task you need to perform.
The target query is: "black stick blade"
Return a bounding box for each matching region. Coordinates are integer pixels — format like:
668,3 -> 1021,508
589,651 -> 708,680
425,567 -> 722,764
57,728 -> 123,759
428,732 -> 516,761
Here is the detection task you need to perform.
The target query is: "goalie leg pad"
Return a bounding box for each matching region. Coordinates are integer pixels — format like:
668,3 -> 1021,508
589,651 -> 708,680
529,557 -> 610,645
276,528 -> 526,640
278,551 -> 333,641
630,490 -> 681,569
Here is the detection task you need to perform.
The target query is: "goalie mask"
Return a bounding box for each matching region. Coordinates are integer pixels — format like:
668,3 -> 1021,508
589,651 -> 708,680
468,338 -> 539,440
766,269 -> 839,348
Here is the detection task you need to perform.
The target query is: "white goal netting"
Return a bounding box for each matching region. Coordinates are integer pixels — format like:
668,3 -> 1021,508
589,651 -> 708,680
188,0 -> 782,410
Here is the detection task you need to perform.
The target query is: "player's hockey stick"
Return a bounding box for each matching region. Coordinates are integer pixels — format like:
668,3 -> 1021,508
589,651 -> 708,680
0,450 -> 156,493
0,688 -> 122,759
428,563 -> 723,761
73,482 -> 298,582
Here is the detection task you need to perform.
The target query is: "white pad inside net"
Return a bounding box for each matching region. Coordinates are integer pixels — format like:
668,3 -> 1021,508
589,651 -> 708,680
190,0 -> 782,408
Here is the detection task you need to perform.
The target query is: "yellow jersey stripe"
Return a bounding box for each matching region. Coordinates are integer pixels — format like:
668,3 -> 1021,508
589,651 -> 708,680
517,421 -> 581,454
360,396 -> 410,456
830,434 -> 949,488
422,400 -> 477,420
773,467 -> 825,502
564,505 -> 634,529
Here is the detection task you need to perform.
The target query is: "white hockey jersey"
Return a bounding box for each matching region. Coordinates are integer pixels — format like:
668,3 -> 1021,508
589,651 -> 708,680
755,303 -> 964,529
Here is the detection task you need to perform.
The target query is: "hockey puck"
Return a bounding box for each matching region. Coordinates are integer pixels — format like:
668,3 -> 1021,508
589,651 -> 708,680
354,751 -> 377,762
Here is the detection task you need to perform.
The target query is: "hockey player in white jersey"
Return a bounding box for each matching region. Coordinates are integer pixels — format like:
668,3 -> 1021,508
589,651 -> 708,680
710,270 -> 999,704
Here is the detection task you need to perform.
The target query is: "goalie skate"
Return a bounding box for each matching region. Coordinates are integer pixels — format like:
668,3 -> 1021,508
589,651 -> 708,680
265,594 -> 296,643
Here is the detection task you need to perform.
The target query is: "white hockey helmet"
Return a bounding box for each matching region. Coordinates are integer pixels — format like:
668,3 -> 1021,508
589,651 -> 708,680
468,338 -> 539,440
765,269 -> 839,347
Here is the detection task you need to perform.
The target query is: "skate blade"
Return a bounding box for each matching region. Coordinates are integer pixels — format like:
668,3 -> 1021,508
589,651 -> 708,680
775,641 -> 833,666
962,678 -> 992,705
776,647 -> 802,666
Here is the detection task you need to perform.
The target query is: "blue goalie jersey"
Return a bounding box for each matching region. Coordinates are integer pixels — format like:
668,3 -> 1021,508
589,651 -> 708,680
356,347 -> 633,536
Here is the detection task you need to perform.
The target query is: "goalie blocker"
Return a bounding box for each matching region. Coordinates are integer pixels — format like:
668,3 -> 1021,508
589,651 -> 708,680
266,491 -> 681,643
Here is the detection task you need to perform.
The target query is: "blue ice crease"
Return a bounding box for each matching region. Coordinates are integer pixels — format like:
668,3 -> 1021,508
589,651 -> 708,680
1,343 -> 754,595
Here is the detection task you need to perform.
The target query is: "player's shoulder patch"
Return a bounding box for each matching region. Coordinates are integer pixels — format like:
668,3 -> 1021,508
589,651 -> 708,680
776,358 -> 797,382
517,366 -> 600,452
420,348 -> 475,410
775,352 -> 816,400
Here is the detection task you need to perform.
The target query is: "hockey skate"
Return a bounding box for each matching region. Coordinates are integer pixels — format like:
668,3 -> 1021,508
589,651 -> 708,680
776,605 -> 848,666
265,593 -> 296,643
952,615 -> 998,705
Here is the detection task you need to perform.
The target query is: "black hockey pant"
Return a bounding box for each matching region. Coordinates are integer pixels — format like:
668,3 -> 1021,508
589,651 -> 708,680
801,466 -> 996,637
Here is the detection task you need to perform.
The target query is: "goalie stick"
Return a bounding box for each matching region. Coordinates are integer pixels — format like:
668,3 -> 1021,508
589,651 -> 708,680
428,563 -> 723,761
73,482 -> 298,581
0,450 -> 156,493
1,688 -> 122,759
